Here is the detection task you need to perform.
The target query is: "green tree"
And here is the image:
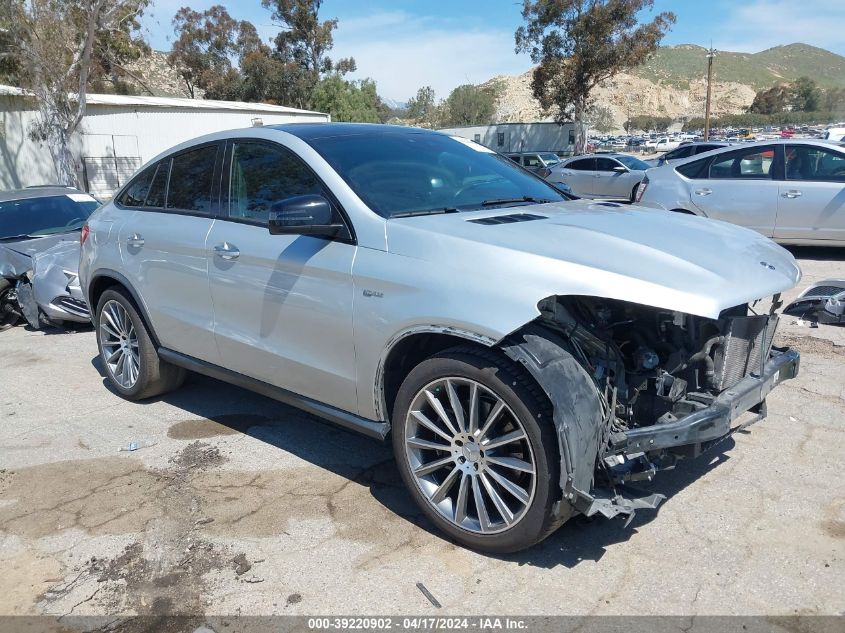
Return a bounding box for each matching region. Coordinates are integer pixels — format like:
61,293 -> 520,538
791,76 -> 820,113
3,0 -> 151,186
748,84 -> 789,115
587,105 -> 616,133
515,0 -> 674,153
168,5 -> 263,99
311,74 -> 386,122
440,84 -> 495,127
261,0 -> 355,109
406,86 -> 437,127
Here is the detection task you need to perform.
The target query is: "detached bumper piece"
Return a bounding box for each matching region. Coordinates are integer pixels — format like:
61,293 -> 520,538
610,346 -> 800,454
784,279 -> 845,325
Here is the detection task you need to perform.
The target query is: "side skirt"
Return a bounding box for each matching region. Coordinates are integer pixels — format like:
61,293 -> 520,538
157,348 -> 389,441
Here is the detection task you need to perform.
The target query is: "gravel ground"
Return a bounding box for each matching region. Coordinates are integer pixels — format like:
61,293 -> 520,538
0,247 -> 843,622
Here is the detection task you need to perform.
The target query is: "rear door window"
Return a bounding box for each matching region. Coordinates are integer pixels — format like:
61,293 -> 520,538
567,158 -> 596,171
665,146 -> 693,160
595,157 -> 620,172
709,146 -> 775,179
166,144 -> 220,213
694,144 -> 722,155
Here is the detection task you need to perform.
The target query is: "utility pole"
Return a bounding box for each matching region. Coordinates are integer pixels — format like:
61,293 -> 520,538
704,47 -> 716,141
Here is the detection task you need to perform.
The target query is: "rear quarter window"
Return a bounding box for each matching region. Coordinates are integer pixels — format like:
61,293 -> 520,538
675,158 -> 708,179
117,165 -> 157,207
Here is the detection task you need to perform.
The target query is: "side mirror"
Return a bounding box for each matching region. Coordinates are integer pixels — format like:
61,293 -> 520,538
268,195 -> 344,238
612,165 -> 628,173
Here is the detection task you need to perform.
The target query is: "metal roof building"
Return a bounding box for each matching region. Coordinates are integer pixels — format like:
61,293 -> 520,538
438,121 -> 582,155
0,86 -> 329,198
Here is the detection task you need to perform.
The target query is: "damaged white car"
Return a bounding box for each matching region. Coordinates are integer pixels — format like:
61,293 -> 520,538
80,124 -> 801,553
0,187 -> 98,330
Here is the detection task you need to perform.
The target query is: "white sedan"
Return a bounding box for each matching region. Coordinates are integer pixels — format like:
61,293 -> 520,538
636,139 -> 845,246
547,153 -> 650,201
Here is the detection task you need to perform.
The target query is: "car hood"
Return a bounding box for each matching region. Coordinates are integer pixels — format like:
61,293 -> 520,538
385,200 -> 801,319
0,233 -> 80,278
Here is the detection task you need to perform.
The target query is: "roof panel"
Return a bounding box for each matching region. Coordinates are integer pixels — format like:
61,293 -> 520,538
0,84 -> 326,116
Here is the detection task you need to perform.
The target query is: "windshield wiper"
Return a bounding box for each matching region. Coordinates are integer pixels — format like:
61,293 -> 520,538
0,234 -> 41,242
480,196 -> 555,207
391,207 -> 460,218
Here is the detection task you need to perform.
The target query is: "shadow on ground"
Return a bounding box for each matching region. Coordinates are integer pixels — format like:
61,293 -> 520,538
786,246 -> 845,262
91,356 -> 736,568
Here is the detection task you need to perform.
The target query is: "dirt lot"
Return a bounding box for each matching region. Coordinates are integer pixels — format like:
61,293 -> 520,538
1,248 -> 844,621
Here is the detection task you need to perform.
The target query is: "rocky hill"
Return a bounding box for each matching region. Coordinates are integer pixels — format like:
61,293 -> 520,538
483,43 -> 845,130
123,50 -> 195,98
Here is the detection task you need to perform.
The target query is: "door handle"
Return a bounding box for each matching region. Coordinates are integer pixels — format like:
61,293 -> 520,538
126,233 -> 144,247
781,190 -> 802,199
694,188 -> 712,196
213,242 -> 240,260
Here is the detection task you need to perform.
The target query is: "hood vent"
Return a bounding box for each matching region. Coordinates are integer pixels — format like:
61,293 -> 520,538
469,213 -> 547,226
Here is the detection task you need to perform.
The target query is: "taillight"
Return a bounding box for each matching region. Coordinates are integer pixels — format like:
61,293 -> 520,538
80,223 -> 90,246
634,178 -> 649,203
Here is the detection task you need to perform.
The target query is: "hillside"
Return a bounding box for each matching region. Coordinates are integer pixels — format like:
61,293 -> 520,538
483,43 -> 845,130
119,42 -> 845,130
637,43 -> 845,89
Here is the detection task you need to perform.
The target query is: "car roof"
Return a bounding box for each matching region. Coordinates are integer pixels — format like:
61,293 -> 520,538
129,123 -> 460,176
0,187 -> 88,203
270,122 -> 442,141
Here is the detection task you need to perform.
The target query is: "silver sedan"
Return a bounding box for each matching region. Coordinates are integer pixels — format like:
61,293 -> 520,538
637,139 -> 845,246
547,153 -> 650,201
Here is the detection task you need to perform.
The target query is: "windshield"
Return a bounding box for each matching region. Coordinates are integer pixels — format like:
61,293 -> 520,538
306,131 -> 567,218
0,194 -> 99,239
615,155 -> 650,171
538,152 -> 561,165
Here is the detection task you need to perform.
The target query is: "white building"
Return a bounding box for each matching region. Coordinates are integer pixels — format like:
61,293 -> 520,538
0,86 -> 329,198
438,121 -> 583,155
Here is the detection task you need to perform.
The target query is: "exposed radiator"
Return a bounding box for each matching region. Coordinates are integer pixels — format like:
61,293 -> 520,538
714,315 -> 778,391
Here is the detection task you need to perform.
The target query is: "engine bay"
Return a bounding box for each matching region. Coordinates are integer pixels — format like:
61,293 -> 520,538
537,295 -> 780,455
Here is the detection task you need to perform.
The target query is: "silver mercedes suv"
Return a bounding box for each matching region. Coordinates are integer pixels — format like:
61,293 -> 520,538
80,124 -> 801,553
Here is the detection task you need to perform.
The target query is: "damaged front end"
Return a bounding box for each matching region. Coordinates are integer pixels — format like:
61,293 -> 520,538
503,295 -> 800,524
0,240 -> 91,331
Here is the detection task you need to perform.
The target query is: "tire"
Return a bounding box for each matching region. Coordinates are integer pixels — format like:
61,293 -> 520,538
392,346 -> 563,553
95,288 -> 185,400
0,278 -> 20,332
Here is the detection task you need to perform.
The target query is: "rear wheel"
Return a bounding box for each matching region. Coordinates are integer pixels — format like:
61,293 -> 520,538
392,346 -> 563,553
95,288 -> 185,400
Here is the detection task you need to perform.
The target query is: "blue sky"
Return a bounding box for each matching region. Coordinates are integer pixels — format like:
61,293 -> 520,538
141,0 -> 845,102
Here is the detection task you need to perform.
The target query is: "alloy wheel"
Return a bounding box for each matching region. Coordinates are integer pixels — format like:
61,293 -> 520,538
99,299 -> 140,389
404,377 -> 537,534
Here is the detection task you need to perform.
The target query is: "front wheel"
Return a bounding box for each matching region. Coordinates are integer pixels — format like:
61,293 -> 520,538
392,346 -> 563,553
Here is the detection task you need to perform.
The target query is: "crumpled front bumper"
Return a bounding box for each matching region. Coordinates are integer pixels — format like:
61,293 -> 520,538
610,346 -> 800,454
